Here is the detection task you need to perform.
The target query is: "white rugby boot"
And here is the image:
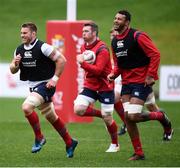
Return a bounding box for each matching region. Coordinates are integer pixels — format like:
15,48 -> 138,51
106,143 -> 120,152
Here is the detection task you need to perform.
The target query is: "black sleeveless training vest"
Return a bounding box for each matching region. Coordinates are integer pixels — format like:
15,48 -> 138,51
111,28 -> 150,69
16,40 -> 55,81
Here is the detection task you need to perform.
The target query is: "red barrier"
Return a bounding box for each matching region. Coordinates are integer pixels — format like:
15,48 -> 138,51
46,21 -> 93,123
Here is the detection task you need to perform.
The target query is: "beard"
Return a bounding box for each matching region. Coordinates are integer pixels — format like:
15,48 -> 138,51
114,24 -> 126,32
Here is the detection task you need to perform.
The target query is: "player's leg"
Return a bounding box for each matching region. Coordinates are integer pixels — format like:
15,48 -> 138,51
114,77 -> 126,135
114,90 -> 126,135
142,92 -> 173,141
102,106 -> 119,153
74,88 -> 101,118
121,84 -> 145,160
124,83 -> 172,160
114,82 -> 125,122
145,92 -> 159,111
22,91 -> 45,153
39,102 -> 77,158
125,97 -> 145,160
99,91 -> 119,152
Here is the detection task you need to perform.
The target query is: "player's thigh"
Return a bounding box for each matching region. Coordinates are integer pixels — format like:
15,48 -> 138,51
121,83 -> 151,114
98,90 -> 114,116
114,76 -> 122,103
30,82 -> 55,103
22,92 -> 44,114
74,88 -> 97,111
114,90 -> 121,103
38,102 -> 57,122
131,83 -> 152,103
145,92 -> 155,105
128,84 -> 152,114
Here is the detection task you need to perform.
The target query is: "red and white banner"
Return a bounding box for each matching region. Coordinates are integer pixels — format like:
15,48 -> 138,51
46,20 -> 93,123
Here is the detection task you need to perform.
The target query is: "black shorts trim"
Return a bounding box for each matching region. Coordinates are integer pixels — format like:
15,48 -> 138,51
30,82 -> 56,103
80,87 -> 114,104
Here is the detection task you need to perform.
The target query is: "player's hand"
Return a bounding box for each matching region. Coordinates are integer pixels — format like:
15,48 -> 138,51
13,54 -> 22,67
76,54 -> 84,64
145,76 -> 155,86
107,73 -> 116,82
46,80 -> 57,89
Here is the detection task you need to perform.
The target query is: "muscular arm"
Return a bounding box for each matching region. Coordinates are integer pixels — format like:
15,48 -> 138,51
46,50 -> 66,88
137,32 -> 160,80
40,43 -> 66,88
49,50 -> 66,77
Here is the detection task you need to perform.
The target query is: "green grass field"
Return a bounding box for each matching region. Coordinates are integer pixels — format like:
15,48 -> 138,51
0,98 -> 179,167
0,0 -> 180,167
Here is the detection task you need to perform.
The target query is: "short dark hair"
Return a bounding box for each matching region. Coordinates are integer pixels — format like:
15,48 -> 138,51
83,22 -> 98,36
21,22 -> 37,32
118,10 -> 131,22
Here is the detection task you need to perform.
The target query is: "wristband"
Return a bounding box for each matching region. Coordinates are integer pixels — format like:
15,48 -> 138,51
52,75 -> 59,82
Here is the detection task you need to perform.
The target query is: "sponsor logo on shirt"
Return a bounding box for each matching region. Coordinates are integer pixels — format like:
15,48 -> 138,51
24,51 -> 32,58
22,60 -> 37,67
116,49 -> 128,57
117,40 -> 124,48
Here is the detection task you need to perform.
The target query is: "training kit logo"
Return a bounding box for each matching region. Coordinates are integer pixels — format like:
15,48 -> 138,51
51,34 -> 65,54
117,40 -> 124,48
24,51 -> 32,58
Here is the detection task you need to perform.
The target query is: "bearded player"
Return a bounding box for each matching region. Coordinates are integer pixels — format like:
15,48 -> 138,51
74,22 -> 119,152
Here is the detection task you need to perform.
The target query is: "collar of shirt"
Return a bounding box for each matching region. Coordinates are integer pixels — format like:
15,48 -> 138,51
84,39 -> 100,50
116,28 -> 130,39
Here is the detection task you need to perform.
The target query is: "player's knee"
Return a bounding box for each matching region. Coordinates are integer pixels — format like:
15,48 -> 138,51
146,103 -> 159,112
74,94 -> 93,116
126,113 -> 137,122
40,103 -> 58,123
74,105 -> 86,116
124,112 -> 128,120
101,104 -> 113,125
22,104 -> 33,116
102,115 -> 113,125
22,103 -> 34,116
22,95 -> 42,114
140,112 -> 149,120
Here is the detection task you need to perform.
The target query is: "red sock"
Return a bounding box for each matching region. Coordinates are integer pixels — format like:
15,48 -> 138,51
164,127 -> 172,133
114,101 -> 125,123
149,111 -> 171,132
106,120 -> 118,145
149,112 -> 164,121
82,106 -> 102,118
52,117 -> 72,147
26,111 -> 43,140
131,136 -> 144,156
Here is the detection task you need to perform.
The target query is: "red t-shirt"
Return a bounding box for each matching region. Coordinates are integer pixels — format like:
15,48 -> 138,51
81,40 -> 114,91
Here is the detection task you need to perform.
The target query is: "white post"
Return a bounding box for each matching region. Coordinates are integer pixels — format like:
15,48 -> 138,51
67,0 -> 77,21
